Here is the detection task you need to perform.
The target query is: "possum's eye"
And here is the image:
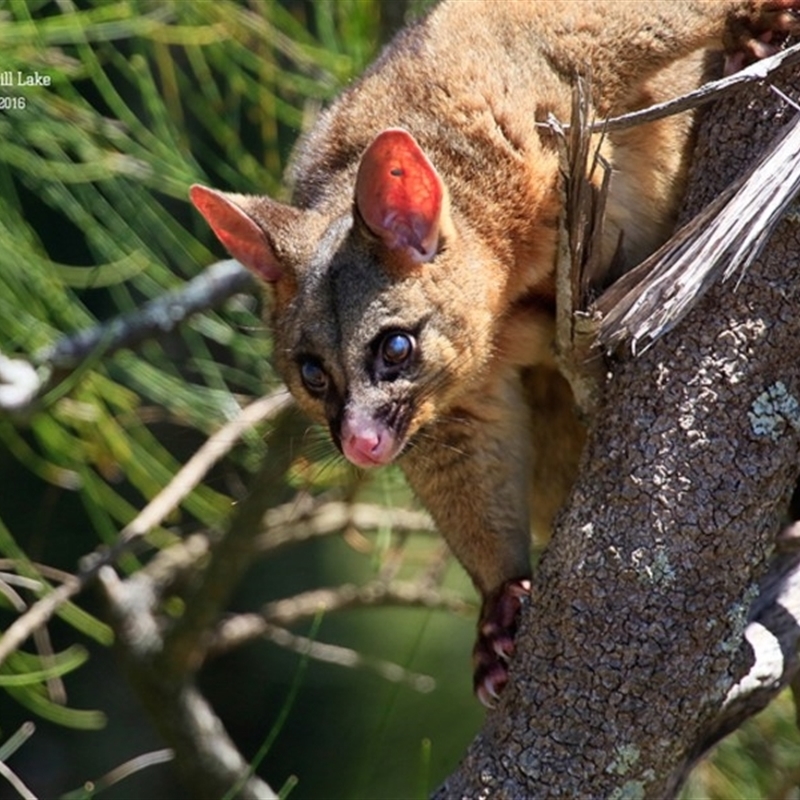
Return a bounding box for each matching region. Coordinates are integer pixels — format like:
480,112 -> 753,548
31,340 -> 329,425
299,358 -> 329,396
381,332 -> 414,366
372,330 -> 417,381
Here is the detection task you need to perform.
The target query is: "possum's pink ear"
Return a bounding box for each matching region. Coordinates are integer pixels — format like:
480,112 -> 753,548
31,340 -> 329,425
190,184 -> 283,282
355,129 -> 445,263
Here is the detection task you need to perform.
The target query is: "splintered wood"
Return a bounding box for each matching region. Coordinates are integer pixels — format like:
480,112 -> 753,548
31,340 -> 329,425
556,40 -> 800,360
551,75 -> 609,420
596,112 -> 800,353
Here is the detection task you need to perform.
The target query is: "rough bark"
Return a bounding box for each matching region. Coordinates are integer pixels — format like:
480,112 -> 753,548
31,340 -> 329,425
436,62 -> 800,799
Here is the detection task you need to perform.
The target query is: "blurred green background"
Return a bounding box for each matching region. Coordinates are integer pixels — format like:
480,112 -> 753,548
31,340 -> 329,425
0,1 -> 797,798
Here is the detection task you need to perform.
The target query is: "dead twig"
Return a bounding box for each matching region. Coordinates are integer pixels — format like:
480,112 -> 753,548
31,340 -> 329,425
0,390 -> 292,668
257,498 -> 435,552
36,259 -> 256,371
209,578 -> 473,656
219,620 -> 437,692
100,566 -> 276,800
592,41 -> 800,133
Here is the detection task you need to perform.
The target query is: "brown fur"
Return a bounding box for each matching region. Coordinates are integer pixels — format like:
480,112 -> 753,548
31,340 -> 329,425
190,0 -> 799,699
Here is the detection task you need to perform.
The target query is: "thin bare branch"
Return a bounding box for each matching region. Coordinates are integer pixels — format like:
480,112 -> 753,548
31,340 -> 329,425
257,498 -> 435,552
35,259 -> 255,370
0,390 -> 291,668
260,579 -> 473,628
593,40 -> 800,132
160,407 -> 307,677
0,582 -> 85,670
0,260 -> 257,415
209,579 -> 472,655
115,389 -> 293,547
227,620 -> 437,692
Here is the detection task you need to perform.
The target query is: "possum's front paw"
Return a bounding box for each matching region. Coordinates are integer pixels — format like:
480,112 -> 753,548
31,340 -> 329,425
724,1 -> 800,73
473,577 -> 531,708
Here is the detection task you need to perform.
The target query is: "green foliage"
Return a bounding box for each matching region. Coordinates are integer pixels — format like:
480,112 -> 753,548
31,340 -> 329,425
0,0 -> 396,790
681,688 -> 800,800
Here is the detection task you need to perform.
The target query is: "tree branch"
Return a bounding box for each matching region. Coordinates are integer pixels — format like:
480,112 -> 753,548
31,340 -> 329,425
92,404 -> 308,800
592,40 -> 800,133
213,617 -> 437,692
99,565 -> 276,800
256,498 -> 436,553
36,259 -> 255,370
438,44 -> 800,800
0,259 -> 255,415
95,406 -> 448,797
688,542 -> 800,768
159,405 -> 308,677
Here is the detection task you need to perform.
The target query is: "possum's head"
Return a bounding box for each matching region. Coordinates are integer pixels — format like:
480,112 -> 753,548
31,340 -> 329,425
191,129 -> 502,467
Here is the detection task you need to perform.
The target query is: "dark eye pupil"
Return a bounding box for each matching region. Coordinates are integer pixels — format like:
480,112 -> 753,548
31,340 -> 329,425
382,333 -> 412,364
300,360 -> 327,393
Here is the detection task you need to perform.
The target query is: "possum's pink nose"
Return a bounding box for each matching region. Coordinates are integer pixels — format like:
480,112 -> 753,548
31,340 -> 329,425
340,412 -> 398,467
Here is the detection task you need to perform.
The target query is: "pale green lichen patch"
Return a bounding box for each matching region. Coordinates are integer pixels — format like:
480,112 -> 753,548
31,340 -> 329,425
606,744 -> 641,776
720,584 -> 759,654
749,381 -> 800,441
632,545 -> 676,587
609,781 -> 646,800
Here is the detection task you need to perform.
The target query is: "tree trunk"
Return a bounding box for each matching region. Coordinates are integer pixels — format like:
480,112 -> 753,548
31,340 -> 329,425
436,60 -> 800,799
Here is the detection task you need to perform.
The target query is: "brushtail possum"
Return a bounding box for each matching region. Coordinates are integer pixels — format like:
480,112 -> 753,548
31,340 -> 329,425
190,1 -> 800,706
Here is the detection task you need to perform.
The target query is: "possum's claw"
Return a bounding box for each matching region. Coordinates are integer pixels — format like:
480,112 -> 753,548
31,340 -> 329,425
724,1 -> 800,74
473,577 -> 531,708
